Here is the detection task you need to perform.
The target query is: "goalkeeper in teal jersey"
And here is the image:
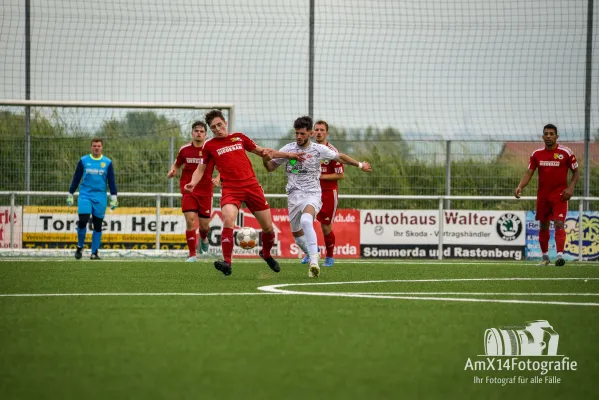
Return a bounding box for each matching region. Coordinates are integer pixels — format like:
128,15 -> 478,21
67,139 -> 118,260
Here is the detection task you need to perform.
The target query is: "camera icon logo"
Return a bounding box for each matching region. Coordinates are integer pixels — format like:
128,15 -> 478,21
484,320 -> 559,356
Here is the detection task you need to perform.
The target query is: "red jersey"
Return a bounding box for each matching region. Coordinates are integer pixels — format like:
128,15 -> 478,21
528,144 -> 578,196
200,132 -> 259,189
319,142 -> 344,192
175,142 -> 215,194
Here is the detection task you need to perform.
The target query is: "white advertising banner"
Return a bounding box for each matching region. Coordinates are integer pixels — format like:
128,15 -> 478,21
360,210 -> 526,260
0,206 -> 23,249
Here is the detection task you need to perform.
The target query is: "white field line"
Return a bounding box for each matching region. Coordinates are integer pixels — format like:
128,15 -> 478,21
257,278 -> 599,307
2,278 -> 598,306
348,292 -> 599,296
0,292 -> 281,298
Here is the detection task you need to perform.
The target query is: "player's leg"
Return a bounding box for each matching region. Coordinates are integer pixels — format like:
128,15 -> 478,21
75,213 -> 91,259
253,208 -> 281,273
75,196 -> 93,258
551,197 -> 568,267
288,199 -> 310,263
197,192 -> 213,255
198,216 -> 210,255
316,189 -> 338,267
244,185 -> 280,272
300,204 -> 321,278
321,223 -> 335,267
212,190 -> 241,275
183,211 -> 198,261
182,194 -> 200,261
90,215 -> 104,259
536,198 -> 551,266
90,197 -> 106,259
553,220 -> 566,267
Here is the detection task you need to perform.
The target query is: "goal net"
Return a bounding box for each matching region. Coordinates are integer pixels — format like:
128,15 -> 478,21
0,101 -> 234,258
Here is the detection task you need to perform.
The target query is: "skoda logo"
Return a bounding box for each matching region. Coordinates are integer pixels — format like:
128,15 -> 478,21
496,213 -> 522,241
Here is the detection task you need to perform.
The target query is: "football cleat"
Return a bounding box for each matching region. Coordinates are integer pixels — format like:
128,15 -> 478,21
308,263 -> 320,278
214,260 -> 232,276
90,253 -> 101,260
537,255 -> 550,266
323,257 -> 335,267
300,254 -> 310,264
74,247 -> 83,260
185,256 -> 197,262
555,257 -> 566,267
259,250 -> 281,273
200,239 -> 209,254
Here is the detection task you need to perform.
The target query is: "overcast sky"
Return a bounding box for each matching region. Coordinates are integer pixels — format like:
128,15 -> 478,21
1,0 -> 598,140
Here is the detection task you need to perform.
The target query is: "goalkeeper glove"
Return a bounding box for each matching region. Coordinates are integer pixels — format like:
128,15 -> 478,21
109,195 -> 118,211
66,193 -> 74,206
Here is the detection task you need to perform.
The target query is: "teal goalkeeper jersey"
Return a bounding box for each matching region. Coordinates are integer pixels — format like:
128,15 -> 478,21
69,154 -> 117,197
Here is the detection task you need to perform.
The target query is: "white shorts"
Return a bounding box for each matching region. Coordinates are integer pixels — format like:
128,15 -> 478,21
287,192 -> 322,232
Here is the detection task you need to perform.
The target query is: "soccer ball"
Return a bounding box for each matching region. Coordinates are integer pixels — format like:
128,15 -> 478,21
237,227 -> 258,249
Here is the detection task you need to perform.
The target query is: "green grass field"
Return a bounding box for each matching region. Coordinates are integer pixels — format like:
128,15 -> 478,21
1,258 -> 598,400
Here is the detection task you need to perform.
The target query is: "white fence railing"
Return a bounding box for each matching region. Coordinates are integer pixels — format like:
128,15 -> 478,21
1,191 -> 598,261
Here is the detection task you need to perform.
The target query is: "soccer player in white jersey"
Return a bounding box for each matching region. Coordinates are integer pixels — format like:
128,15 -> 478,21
262,116 -> 371,277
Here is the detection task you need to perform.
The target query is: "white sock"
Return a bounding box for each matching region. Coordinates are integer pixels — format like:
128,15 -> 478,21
294,234 -> 310,256
300,213 -> 319,265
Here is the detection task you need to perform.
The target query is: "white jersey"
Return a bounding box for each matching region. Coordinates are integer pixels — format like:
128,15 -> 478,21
272,141 -> 339,195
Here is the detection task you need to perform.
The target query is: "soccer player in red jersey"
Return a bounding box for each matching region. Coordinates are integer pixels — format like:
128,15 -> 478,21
514,124 -> 579,267
299,120 -> 369,267
185,109 -> 304,276
168,121 -> 219,262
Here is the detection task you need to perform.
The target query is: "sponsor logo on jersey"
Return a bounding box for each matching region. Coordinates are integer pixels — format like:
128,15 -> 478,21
216,143 -> 243,156
185,158 -> 202,164
539,161 -> 560,167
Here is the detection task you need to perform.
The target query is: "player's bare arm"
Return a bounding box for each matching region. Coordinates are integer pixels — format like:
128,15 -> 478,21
561,168 -> 580,201
337,153 -> 372,172
251,146 -> 306,161
514,169 -> 535,198
212,173 -> 221,188
167,162 -> 180,178
262,156 -> 281,172
320,171 -> 345,181
184,163 -> 207,192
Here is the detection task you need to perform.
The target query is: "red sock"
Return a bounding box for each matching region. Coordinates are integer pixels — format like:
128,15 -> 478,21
539,229 -> 550,253
555,228 -> 566,253
185,229 -> 197,256
221,227 -> 234,264
199,229 -> 209,241
261,231 -> 275,258
324,231 -> 336,258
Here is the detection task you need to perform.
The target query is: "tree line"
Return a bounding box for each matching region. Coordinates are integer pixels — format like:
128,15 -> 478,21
1,110 -> 596,210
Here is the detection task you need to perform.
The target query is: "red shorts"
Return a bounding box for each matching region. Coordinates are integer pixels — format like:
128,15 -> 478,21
536,192 -> 568,222
317,189 -> 338,225
220,184 -> 270,213
182,192 -> 213,218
